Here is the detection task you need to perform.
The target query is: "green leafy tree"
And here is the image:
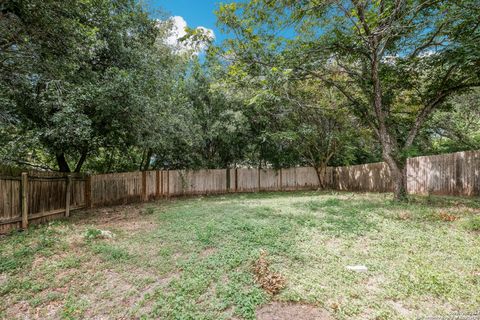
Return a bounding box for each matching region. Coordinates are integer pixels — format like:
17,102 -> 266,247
217,0 -> 480,200
1,0 -> 180,172
424,89 -> 480,153
176,58 -> 250,169
283,81 -> 371,187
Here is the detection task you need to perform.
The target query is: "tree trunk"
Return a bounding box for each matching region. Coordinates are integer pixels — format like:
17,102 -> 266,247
371,53 -> 408,201
384,155 -> 408,201
56,153 -> 71,172
74,150 -> 88,173
142,148 -> 153,171
314,165 -> 326,189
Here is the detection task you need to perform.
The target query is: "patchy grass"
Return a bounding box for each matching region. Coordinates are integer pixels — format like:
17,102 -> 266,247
0,192 -> 479,319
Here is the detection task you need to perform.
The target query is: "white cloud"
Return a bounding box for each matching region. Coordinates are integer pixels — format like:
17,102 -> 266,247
164,16 -> 215,55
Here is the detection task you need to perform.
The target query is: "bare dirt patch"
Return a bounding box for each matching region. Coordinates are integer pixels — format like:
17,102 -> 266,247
388,300 -> 412,318
396,211 -> 412,220
200,247 -> 217,258
0,273 -> 7,286
363,274 -> 386,294
256,302 -> 332,320
74,204 -> 157,233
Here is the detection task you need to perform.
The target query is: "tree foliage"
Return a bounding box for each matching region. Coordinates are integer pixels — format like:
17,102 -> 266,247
1,0 -> 478,196
217,0 -> 480,199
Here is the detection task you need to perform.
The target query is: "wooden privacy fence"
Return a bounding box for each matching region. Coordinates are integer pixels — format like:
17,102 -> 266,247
1,150 -> 479,233
0,167 -> 322,233
0,171 -> 86,234
89,167 -> 323,205
332,150 -> 480,196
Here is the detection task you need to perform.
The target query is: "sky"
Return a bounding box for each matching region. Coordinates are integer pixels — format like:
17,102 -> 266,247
150,0 -> 227,45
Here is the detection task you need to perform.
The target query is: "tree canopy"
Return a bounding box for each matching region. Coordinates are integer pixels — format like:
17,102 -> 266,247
1,0 -> 479,200
217,0 -> 480,199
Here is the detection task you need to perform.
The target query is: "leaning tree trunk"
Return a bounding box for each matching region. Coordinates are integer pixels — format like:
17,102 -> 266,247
377,125 -> 408,201
314,164 -> 327,189
314,167 -> 323,189
74,150 -> 88,173
56,153 -> 71,172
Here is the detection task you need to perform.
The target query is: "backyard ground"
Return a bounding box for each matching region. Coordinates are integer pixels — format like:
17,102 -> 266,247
1,191 -> 479,320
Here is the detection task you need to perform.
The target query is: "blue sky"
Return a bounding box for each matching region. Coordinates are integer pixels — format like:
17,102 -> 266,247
149,0 -> 228,44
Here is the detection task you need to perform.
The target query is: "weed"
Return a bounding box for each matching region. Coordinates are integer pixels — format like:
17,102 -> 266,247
84,228 -> 102,240
464,215 -> 480,231
84,228 -> 114,240
62,294 -> 87,320
91,244 -> 131,261
323,198 -> 341,207
195,223 -> 215,245
143,206 -> 156,215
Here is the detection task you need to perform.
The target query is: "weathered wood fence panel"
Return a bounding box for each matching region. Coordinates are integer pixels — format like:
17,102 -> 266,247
0,177 -> 21,233
296,167 -> 321,189
331,151 -> 480,196
406,151 -> 480,196
236,168 -> 259,192
145,170 -> 157,200
259,169 -> 279,191
167,169 -> 228,195
0,171 -> 86,234
91,172 -> 142,206
1,150 -> 479,234
281,168 -> 297,190
333,162 -> 393,192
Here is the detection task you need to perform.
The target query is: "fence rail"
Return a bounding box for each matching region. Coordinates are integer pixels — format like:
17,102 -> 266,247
1,150 -> 479,233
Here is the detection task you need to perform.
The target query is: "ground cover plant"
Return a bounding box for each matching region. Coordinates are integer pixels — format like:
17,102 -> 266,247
0,191 -> 479,319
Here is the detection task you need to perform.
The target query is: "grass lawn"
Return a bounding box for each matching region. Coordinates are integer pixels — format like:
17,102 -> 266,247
1,191 -> 479,319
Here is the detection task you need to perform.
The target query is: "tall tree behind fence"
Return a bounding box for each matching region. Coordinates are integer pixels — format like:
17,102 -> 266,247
1,150 -> 479,233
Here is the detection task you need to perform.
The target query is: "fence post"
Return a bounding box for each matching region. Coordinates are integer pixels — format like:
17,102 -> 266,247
21,172 -> 28,229
65,174 -> 72,217
85,175 -> 92,208
279,168 -> 283,191
160,170 -> 164,197
295,167 -> 298,190
234,168 -> 238,192
156,170 -> 160,199
257,168 -> 261,192
166,170 -> 170,198
142,171 -> 147,202
226,168 -> 231,193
